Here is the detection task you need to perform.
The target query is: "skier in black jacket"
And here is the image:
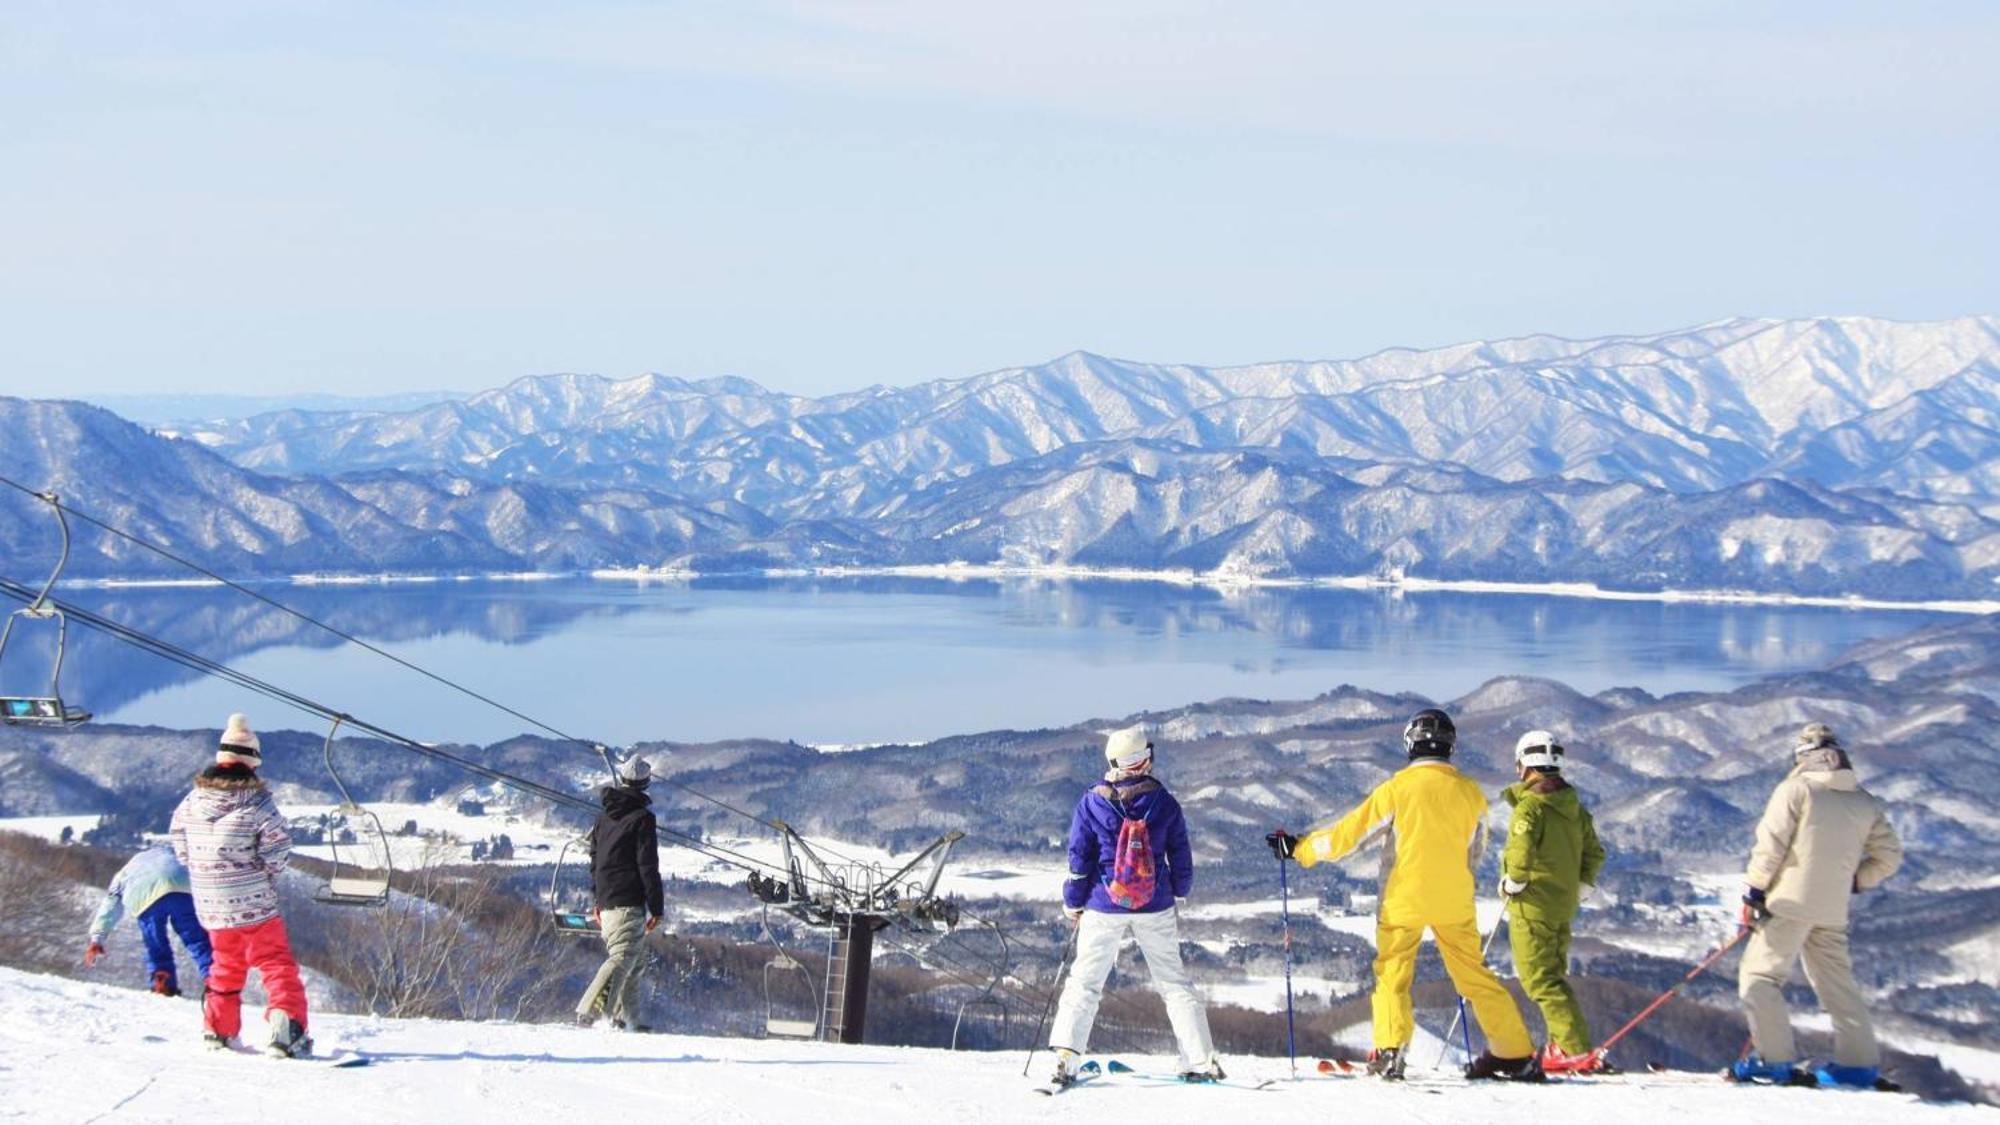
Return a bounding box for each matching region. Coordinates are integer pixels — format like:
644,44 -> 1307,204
575,756 -> 664,1030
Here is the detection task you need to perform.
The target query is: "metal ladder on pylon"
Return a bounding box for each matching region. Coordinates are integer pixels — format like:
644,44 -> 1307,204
820,923 -> 848,1042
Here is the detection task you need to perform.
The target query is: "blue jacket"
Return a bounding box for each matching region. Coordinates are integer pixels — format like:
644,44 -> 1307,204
89,844 -> 193,945
1063,776 -> 1193,913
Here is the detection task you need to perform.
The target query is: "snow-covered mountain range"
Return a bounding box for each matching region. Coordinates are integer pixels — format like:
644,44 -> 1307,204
7,316 -> 2000,592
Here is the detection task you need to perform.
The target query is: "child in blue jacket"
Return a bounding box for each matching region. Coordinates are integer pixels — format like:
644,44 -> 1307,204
85,842 -> 214,996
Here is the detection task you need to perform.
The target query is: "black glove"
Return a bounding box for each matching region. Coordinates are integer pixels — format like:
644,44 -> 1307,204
1266,830 -> 1298,861
1740,886 -> 1771,927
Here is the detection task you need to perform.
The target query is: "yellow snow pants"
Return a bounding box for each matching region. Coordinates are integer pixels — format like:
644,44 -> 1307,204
1372,917 -> 1533,1057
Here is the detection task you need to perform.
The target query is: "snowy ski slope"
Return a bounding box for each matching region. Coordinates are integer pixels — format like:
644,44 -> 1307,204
4,968 -> 1991,1125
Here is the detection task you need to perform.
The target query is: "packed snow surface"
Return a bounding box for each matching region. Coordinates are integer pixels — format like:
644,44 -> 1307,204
4,968 -> 1991,1124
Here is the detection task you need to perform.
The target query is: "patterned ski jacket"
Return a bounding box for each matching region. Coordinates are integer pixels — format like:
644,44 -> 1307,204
169,767 -> 292,930
1064,775 -> 1192,914
88,843 -> 194,945
1295,758 -> 1488,927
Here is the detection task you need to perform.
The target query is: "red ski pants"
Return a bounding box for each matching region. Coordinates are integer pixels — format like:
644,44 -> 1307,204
203,916 -> 308,1039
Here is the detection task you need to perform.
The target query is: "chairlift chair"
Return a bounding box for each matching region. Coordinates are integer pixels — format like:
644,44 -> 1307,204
313,717 -> 393,907
760,906 -> 822,1039
0,493 -> 89,727
949,919 -> 1013,1050
547,835 -> 600,936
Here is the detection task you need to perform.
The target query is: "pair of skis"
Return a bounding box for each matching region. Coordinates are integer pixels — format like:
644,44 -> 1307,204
1035,1060 -> 1275,1096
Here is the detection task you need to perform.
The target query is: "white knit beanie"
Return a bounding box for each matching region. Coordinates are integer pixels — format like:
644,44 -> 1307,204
1103,726 -> 1153,771
217,712 -> 262,767
616,755 -> 652,786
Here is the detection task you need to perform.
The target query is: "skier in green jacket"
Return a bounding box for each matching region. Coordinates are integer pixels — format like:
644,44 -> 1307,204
1499,730 -> 1607,1074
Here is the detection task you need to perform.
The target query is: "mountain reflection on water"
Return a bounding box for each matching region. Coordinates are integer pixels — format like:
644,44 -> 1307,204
0,576 -> 1952,746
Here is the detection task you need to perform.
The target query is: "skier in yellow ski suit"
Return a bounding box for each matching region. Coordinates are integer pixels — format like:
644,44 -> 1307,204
1269,709 -> 1538,1080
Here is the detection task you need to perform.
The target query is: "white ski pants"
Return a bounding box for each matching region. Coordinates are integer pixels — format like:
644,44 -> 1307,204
1049,907 -> 1215,1069
1739,914 -> 1879,1067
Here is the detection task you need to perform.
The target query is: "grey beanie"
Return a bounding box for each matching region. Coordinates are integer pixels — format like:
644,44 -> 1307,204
616,756 -> 652,786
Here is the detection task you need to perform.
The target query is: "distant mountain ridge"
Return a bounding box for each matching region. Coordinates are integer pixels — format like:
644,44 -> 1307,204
197,316 -> 2000,502
5,315 -> 2000,595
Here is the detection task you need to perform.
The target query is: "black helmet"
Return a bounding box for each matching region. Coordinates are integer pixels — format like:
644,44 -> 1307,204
1403,708 -> 1456,760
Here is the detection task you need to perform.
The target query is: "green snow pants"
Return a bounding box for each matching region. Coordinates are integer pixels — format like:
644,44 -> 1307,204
1507,911 -> 1591,1054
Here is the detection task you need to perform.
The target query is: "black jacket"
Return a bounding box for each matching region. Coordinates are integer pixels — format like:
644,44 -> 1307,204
588,785 -> 663,917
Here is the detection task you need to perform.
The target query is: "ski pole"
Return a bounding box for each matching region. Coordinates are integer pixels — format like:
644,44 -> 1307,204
1592,926 -> 1751,1063
1022,920 -> 1082,1077
1436,897 -> 1509,1069
1277,850 -> 1298,1080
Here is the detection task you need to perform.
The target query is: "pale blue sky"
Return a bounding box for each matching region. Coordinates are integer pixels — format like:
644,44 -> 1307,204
4,2 -> 1995,399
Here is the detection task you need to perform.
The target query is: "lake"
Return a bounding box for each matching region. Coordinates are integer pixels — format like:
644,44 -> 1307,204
3,575 -> 1958,747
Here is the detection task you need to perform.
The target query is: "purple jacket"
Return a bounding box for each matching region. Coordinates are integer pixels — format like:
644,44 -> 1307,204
1063,776 -> 1193,914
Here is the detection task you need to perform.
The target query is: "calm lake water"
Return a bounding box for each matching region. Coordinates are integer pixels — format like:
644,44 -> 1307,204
4,576 -> 1957,746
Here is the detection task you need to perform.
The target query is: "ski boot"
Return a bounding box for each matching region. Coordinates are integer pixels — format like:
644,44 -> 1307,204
1046,1049 -> 1081,1091
1366,1046 -> 1407,1081
575,1012 -> 598,1029
1539,1043 -> 1613,1075
1179,1056 -> 1227,1084
150,970 -> 180,998
1813,1064 -> 1899,1092
1466,1051 -> 1546,1082
1728,1054 -> 1813,1086
202,1031 -> 231,1052
610,1019 -> 654,1033
266,1012 -> 313,1060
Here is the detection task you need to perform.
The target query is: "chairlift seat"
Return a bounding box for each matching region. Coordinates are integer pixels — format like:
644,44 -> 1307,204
0,696 -> 89,726
551,909 -> 600,934
317,875 -> 390,906
766,1018 -> 817,1039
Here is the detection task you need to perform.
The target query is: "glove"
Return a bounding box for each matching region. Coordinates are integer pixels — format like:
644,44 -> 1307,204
1266,830 -> 1299,861
1063,905 -> 1084,923
1851,876 -> 1861,895
1740,886 -> 1771,928
644,915 -> 660,933
84,941 -> 105,967
1499,875 -> 1527,897
1580,883 -> 1597,902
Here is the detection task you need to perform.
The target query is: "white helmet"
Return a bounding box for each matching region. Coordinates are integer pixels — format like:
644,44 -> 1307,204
1103,725 -> 1154,770
1513,730 -> 1564,772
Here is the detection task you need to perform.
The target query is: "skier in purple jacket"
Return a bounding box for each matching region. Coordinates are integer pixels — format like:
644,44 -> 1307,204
1044,726 -> 1219,1089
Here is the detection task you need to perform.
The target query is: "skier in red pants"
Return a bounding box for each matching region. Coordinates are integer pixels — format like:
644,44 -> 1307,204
170,713 -> 312,1058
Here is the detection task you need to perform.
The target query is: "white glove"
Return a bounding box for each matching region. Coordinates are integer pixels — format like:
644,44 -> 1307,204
1499,875 -> 1527,896
1580,883 -> 1596,902
1063,905 -> 1084,922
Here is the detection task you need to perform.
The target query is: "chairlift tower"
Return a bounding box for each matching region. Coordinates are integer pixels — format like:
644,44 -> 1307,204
748,823 -> 964,1044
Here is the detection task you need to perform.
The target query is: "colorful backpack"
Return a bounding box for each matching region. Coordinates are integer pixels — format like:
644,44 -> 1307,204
1096,781 -> 1158,909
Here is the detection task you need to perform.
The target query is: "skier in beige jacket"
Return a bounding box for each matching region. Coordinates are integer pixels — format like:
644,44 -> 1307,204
1732,722 -> 1902,1090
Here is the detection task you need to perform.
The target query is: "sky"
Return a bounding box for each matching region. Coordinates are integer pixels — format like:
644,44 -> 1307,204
3,1 -> 1996,400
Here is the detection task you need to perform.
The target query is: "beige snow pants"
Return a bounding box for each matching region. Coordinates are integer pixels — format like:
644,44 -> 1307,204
1738,913 -> 1879,1067
577,906 -> 648,1023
